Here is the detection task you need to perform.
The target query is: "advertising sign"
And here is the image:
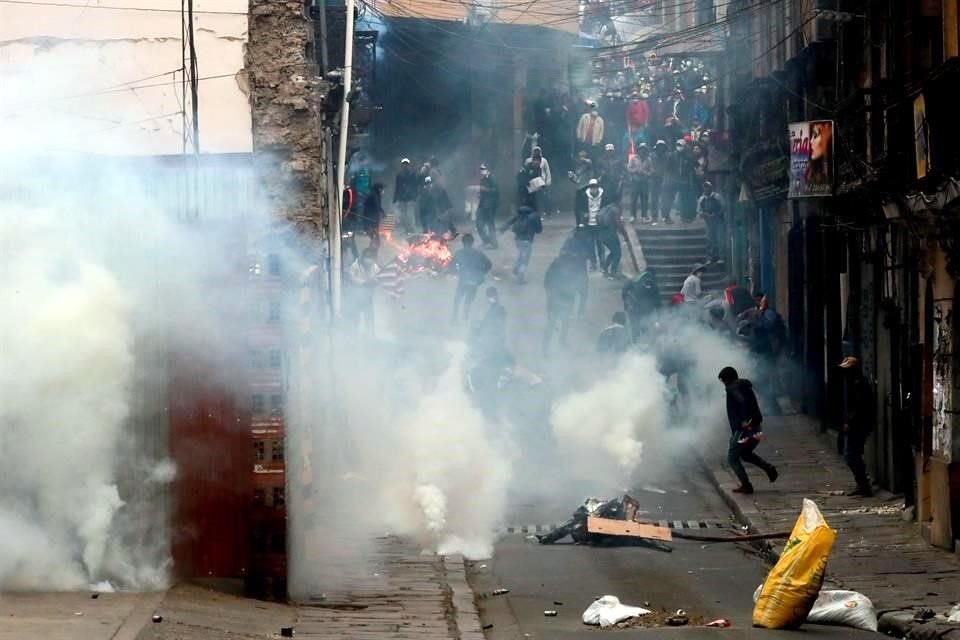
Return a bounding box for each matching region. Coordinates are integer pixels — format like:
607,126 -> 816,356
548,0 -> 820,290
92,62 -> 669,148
788,120 -> 834,198
914,94 -> 930,179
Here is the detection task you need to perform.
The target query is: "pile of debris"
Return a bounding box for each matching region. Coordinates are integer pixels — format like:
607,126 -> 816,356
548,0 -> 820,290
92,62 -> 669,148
536,495 -> 672,551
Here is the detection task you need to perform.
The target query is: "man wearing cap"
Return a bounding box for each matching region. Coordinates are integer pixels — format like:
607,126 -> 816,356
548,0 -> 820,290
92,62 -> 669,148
393,158 -> 419,235
627,143 -> 653,222
476,164 -> 500,249
839,356 -> 874,496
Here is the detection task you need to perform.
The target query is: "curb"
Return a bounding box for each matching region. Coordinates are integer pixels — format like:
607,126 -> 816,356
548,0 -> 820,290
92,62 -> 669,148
695,451 -> 782,562
443,554 -> 486,640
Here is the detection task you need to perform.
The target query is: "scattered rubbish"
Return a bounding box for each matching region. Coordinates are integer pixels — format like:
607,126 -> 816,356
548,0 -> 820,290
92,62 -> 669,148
753,499 -> 837,630
705,619 -> 732,627
640,485 -> 667,495
151,615 -> 163,623
582,595 -> 651,627
90,594 -> 99,600
492,588 -> 510,596
643,601 -> 650,607
479,564 -> 487,569
824,490 -> 846,496
914,608 -> 936,622
676,609 -> 686,617
840,505 -> 901,516
753,585 -> 877,631
666,614 -> 689,626
544,610 -> 558,617
74,612 -> 83,617
524,535 -> 539,543
280,627 -> 295,638
538,495 -> 672,552
553,601 -> 563,606
483,623 -> 494,630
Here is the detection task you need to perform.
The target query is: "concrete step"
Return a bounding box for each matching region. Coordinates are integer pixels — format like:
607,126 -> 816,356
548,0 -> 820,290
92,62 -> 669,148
640,246 -> 707,261
633,225 -> 705,238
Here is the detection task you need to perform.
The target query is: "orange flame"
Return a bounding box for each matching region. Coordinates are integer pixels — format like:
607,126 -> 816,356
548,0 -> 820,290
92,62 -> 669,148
382,229 -> 454,272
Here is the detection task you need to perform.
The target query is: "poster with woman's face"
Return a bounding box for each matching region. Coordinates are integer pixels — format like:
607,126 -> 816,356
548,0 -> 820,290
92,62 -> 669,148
788,120 -> 834,198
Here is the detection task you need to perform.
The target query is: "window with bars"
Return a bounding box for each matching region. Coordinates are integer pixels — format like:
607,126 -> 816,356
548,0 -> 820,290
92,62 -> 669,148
267,301 -> 282,323
271,439 -> 284,461
254,440 -> 266,461
272,487 -> 285,509
269,349 -> 282,368
252,394 -> 265,414
268,254 -> 282,276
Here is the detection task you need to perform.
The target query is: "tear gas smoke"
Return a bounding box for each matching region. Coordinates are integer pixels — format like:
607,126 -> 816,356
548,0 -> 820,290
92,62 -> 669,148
550,353 -> 668,485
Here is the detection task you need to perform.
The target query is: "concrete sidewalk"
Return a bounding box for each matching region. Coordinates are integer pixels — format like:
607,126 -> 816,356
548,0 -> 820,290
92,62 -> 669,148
0,538 -> 481,640
700,413 -> 960,636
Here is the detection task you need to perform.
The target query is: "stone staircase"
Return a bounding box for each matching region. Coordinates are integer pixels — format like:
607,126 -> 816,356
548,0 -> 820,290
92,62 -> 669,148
633,222 -> 727,299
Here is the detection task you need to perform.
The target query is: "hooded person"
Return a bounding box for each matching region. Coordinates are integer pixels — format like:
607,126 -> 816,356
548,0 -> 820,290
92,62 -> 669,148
659,138 -> 688,224
574,178 -> 605,270
838,356 -> 874,496
598,143 -> 625,206
718,366 -> 778,494
597,204 -> 624,278
393,158 -> 419,234
576,101 -> 605,150
499,205 -> 542,283
648,139 -> 669,223
525,146 -> 554,216
362,182 -> 385,247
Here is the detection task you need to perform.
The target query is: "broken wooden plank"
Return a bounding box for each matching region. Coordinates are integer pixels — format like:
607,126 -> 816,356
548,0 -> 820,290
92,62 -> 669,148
587,516 -> 673,541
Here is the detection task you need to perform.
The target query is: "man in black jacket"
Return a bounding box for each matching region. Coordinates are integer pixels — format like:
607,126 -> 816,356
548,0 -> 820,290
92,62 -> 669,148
476,164 -> 500,249
839,356 -> 874,496
543,247 -> 587,355
499,206 -> 542,283
719,366 -> 778,494
451,234 -> 492,323
393,158 -> 419,234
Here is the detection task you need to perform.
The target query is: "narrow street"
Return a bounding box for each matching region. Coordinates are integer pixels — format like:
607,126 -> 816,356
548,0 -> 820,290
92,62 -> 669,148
375,212 -> 868,638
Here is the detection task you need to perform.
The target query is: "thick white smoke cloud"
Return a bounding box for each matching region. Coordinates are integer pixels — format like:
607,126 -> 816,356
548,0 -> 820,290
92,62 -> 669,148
0,210 -> 136,589
550,353 -> 668,484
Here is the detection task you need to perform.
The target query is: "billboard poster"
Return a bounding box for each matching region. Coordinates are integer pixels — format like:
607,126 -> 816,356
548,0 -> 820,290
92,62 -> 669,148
914,94 -> 930,179
788,120 -> 834,198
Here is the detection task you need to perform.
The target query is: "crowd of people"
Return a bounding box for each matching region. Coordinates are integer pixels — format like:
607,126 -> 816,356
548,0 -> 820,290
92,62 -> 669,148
336,145 -> 874,499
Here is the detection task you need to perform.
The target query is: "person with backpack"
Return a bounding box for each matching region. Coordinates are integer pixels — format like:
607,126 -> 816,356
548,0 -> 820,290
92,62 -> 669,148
499,205 -> 542,283
450,234 -> 492,323
719,366 -> 778,494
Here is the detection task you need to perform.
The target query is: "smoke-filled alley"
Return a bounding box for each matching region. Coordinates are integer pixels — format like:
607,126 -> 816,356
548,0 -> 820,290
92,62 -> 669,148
2,1 -> 960,639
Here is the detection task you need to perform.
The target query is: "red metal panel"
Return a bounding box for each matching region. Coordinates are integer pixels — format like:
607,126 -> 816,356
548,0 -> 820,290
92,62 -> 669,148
169,358 -> 251,579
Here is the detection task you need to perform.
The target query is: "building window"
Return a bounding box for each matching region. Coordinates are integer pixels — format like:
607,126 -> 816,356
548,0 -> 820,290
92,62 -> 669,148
253,488 -> 266,505
268,253 -> 282,276
695,0 -> 715,26
269,349 -> 282,369
250,349 -> 264,368
272,487 -> 286,509
252,394 -> 265,414
271,532 -> 286,554
270,394 -> 284,417
271,439 -> 284,461
254,440 -> 266,461
267,301 -> 282,324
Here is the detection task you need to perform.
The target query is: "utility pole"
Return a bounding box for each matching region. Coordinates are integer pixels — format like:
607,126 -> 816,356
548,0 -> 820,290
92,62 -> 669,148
331,0 -> 355,319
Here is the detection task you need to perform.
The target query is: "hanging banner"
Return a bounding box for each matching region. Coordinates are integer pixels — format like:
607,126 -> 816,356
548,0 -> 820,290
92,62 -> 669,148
914,94 -> 930,179
788,120 -> 834,198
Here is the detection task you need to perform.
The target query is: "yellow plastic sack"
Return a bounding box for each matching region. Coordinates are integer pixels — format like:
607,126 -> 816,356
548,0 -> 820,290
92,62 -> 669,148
753,498 -> 837,629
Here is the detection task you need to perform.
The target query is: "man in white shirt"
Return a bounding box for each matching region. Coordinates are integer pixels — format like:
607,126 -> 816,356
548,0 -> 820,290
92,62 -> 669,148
680,263 -> 707,302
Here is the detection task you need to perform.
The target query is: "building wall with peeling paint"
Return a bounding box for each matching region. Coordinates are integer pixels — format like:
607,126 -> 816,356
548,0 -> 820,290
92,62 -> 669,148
0,0 -> 251,155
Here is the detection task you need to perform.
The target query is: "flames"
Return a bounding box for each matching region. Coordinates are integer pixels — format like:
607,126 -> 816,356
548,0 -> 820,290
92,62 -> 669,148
382,229 -> 454,272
